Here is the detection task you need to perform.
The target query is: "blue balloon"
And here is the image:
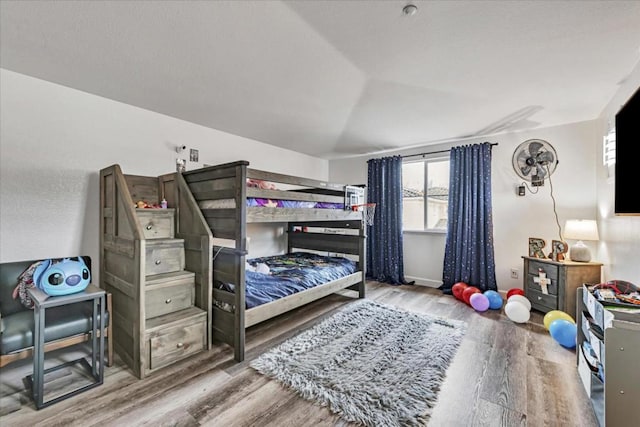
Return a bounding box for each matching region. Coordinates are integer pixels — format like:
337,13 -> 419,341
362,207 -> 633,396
549,319 -> 577,349
484,290 -> 503,310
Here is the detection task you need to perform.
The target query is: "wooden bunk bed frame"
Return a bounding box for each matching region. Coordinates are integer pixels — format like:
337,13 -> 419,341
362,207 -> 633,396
182,160 -> 367,362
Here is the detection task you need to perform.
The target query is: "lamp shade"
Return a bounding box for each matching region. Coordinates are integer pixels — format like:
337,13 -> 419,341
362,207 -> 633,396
563,220 -> 599,241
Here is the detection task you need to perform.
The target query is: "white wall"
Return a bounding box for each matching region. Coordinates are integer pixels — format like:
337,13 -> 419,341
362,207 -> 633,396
330,120 -> 600,291
596,61 -> 640,283
5,66 -> 631,290
0,69 -> 328,271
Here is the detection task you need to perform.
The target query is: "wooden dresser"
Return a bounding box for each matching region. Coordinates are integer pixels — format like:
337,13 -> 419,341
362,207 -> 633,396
522,256 -> 602,319
100,165 -> 212,379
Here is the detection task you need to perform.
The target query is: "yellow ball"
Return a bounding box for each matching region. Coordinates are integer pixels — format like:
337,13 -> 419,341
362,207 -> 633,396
543,310 -> 575,330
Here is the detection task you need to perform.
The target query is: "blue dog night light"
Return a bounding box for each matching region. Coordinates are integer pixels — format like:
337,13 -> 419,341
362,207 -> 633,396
32,257 -> 91,296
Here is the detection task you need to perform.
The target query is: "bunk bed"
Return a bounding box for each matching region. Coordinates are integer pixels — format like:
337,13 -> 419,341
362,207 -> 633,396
182,161 -> 367,361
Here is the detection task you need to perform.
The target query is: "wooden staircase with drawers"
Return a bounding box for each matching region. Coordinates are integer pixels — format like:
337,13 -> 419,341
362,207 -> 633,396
99,165 -> 212,379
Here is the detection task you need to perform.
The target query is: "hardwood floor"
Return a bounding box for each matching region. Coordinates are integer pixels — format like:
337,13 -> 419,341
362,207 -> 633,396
0,282 -> 598,426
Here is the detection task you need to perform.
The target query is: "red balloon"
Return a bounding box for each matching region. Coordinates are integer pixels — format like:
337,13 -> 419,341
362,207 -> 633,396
452,282 -> 469,300
462,286 -> 481,305
507,288 -> 525,299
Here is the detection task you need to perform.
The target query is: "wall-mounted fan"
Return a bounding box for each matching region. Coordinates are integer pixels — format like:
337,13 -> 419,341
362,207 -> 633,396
512,139 -> 558,186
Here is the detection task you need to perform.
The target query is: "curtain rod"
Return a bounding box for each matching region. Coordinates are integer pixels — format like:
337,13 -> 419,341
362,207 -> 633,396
401,142 -> 498,159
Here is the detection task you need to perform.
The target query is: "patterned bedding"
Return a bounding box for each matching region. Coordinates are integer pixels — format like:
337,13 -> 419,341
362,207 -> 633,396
246,198 -> 343,209
199,198 -> 344,210
245,179 -> 343,209
216,252 -> 356,309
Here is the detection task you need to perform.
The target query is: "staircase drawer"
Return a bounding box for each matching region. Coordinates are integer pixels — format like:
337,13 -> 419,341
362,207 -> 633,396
147,314 -> 206,370
146,283 -> 194,319
137,210 -> 175,239
145,240 -> 184,275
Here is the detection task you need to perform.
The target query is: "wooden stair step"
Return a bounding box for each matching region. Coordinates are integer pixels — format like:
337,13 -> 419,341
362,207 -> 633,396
146,307 -> 207,332
146,270 -> 196,288
145,238 -> 184,246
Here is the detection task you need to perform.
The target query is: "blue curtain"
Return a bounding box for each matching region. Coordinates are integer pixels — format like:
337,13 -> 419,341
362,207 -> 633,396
441,142 -> 497,293
366,156 -> 409,285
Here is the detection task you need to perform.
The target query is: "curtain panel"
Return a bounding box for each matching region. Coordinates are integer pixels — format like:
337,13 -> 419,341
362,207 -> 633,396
366,156 -> 408,285
441,142 -> 497,293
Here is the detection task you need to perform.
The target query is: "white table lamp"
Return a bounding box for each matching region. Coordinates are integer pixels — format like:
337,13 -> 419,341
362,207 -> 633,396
564,219 -> 599,262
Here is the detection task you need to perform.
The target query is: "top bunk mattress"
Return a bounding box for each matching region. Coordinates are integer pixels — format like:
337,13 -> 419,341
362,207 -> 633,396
248,198 -> 343,209
198,198 -> 344,209
217,252 -> 357,309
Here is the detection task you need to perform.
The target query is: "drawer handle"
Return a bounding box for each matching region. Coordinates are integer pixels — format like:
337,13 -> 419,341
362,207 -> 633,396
165,298 -> 172,304
146,224 -> 153,230
155,260 -> 161,265
176,342 -> 184,349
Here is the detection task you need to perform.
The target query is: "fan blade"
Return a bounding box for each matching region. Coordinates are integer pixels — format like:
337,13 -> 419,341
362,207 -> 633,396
528,141 -> 543,157
517,150 -> 530,163
537,151 -> 555,164
520,165 -> 532,176
536,164 -> 547,178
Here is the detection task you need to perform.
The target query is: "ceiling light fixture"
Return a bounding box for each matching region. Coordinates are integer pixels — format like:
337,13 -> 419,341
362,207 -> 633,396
402,4 -> 418,16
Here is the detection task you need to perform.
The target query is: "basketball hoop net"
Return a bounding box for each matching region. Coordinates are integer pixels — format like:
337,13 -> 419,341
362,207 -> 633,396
351,203 -> 376,226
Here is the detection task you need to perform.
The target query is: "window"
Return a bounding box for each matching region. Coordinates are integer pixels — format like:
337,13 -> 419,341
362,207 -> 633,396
603,129 -> 616,166
402,158 -> 450,231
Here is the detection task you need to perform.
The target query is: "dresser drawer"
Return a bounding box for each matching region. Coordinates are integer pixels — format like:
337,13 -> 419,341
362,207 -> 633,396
527,288 -> 557,312
137,210 -> 175,239
526,274 -> 559,295
145,283 -> 194,319
147,315 -> 206,370
145,239 -> 184,275
527,261 -> 559,282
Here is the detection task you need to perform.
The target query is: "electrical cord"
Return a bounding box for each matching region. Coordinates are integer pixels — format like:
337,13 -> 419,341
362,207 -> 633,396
521,180 -> 539,194
546,163 -> 563,241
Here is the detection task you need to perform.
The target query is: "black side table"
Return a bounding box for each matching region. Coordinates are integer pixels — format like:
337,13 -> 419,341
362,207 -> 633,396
26,284 -> 106,409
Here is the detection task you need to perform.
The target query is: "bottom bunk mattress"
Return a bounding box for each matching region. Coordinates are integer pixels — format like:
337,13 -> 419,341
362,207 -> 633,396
216,252 -> 357,309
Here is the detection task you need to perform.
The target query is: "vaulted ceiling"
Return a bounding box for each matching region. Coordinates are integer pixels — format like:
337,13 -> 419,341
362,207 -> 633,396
2,1 -> 639,159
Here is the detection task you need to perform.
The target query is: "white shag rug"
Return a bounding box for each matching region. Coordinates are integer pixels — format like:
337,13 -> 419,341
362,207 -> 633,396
250,299 -> 467,427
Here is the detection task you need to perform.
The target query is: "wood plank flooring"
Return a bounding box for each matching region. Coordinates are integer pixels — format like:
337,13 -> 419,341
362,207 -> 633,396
0,282 -> 598,426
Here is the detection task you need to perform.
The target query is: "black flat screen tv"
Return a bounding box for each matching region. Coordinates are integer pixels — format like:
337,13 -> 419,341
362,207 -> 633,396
614,86 -> 640,215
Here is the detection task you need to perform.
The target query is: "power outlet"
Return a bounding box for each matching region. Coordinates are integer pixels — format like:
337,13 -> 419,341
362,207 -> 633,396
510,268 -> 519,279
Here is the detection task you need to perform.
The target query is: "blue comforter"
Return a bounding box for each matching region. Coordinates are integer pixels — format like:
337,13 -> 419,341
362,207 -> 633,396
218,252 -> 357,309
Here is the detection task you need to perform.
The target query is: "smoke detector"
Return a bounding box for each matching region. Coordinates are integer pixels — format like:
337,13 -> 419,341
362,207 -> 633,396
402,4 -> 418,16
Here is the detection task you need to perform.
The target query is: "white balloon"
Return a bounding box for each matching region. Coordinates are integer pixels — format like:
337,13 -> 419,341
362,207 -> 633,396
507,294 -> 532,311
505,301 -> 530,323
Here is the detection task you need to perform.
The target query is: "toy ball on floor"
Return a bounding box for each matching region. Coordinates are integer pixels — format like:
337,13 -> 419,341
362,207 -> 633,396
543,310 -> 575,331
507,294 -> 531,311
470,293 -> 490,312
484,290 -> 503,310
462,286 -> 481,305
506,288 -> 525,299
504,300 -> 530,323
549,319 -> 577,349
452,282 -> 469,300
